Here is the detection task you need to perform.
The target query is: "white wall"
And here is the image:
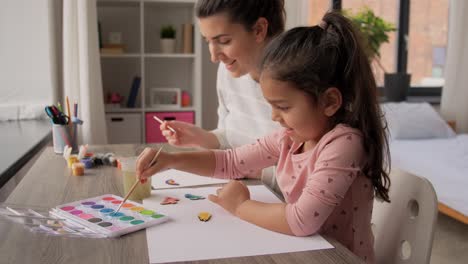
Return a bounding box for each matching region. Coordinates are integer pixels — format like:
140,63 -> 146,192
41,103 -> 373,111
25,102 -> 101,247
0,0 -> 56,112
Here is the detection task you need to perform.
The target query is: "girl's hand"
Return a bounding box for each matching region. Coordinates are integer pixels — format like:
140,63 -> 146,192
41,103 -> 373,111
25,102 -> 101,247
136,147 -> 174,181
160,121 -> 219,149
208,180 -> 250,215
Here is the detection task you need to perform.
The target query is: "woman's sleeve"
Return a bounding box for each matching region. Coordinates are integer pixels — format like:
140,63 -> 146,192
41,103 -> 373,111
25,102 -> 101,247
285,132 -> 365,236
212,130 -> 284,179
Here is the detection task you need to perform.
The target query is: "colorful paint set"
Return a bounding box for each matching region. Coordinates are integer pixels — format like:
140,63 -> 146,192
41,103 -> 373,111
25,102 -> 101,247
0,194 -> 169,238
51,194 -> 169,237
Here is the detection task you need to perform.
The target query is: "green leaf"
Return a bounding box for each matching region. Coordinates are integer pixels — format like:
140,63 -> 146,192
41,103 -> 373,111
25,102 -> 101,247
343,7 -> 396,61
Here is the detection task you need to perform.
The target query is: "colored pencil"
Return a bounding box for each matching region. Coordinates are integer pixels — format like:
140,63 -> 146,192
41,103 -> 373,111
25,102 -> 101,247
74,103 -> 77,118
66,96 -> 71,125
114,146 -> 164,214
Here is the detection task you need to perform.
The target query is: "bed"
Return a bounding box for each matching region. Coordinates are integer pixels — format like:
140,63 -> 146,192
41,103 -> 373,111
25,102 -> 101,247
382,102 -> 468,224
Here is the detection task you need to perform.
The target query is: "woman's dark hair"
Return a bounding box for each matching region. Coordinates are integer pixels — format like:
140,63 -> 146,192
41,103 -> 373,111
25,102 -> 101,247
260,11 -> 391,202
195,0 -> 285,38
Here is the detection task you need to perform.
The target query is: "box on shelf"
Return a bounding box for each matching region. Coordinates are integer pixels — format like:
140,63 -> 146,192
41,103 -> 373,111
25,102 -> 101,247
150,88 -> 181,109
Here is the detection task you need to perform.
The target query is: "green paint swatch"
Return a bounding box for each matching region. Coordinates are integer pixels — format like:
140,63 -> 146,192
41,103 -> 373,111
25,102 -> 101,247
119,216 -> 135,221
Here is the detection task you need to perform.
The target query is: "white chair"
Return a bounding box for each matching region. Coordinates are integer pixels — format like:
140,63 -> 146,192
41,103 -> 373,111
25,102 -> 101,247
372,168 -> 438,264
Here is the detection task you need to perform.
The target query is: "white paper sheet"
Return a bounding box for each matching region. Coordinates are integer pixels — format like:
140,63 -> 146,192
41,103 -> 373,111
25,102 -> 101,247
151,169 -> 228,189
144,185 -> 333,263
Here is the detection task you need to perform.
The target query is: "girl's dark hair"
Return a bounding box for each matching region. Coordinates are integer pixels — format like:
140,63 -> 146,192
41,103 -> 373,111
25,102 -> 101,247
260,11 -> 391,202
195,0 -> 285,38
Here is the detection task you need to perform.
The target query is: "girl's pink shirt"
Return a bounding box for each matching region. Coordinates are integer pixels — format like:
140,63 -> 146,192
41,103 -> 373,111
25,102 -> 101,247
212,124 -> 375,263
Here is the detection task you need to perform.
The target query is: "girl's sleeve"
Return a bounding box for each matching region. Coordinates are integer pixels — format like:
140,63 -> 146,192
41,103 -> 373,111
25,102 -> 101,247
285,132 -> 365,236
211,64 -> 231,149
212,130 -> 284,179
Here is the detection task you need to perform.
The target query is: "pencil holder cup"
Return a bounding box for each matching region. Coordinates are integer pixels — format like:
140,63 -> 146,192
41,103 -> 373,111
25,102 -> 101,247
52,124 -> 78,154
120,157 -> 152,201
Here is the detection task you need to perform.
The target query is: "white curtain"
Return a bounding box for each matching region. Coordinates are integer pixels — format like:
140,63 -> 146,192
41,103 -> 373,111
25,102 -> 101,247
440,0 -> 468,133
63,0 -> 107,144
284,0 -> 310,29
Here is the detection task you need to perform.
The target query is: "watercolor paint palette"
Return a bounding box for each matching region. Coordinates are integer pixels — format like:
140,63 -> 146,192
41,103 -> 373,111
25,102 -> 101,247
50,194 -> 169,238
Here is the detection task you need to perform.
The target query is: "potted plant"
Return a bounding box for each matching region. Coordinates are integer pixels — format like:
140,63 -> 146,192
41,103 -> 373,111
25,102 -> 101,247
345,7 -> 410,102
160,25 -> 176,53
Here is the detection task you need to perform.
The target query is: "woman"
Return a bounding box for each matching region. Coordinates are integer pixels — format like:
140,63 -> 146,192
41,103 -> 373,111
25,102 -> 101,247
159,0 -> 285,193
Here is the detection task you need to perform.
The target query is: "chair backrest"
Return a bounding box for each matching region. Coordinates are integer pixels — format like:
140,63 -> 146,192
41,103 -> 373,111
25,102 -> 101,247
372,168 -> 438,264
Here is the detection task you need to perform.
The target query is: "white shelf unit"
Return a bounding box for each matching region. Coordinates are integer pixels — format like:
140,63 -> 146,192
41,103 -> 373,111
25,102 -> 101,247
97,0 -> 202,143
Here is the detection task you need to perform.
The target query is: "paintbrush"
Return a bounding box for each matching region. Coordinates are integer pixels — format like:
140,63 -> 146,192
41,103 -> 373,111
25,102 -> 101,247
153,116 -> 176,133
113,146 -> 164,215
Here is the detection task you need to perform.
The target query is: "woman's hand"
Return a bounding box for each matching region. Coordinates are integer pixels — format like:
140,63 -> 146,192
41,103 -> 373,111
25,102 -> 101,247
160,121 -> 220,149
136,147 -> 174,181
208,180 -> 250,215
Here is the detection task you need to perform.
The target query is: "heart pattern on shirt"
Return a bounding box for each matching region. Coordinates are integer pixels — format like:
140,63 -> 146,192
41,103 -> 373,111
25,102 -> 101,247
314,211 -> 320,217
328,178 -> 333,183
240,160 -> 245,165
347,135 -> 352,140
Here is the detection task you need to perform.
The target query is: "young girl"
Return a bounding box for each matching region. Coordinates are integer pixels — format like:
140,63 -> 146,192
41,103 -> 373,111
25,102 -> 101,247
158,0 -> 286,194
137,12 -> 390,263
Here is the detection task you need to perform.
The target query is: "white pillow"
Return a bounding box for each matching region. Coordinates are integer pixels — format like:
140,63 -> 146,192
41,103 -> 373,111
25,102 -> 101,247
381,102 -> 455,140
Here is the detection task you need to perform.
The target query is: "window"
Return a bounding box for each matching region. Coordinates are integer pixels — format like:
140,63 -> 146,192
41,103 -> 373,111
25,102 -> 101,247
308,1 -> 333,25
407,0 -> 449,87
342,0 -> 398,87
311,0 -> 450,97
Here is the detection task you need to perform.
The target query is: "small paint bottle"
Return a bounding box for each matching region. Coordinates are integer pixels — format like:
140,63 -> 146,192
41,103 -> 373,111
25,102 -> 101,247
72,162 -> 85,176
67,155 -> 79,168
80,157 -> 94,169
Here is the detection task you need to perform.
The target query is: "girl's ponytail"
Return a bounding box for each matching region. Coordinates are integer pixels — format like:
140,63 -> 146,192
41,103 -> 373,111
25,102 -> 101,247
322,12 -> 391,202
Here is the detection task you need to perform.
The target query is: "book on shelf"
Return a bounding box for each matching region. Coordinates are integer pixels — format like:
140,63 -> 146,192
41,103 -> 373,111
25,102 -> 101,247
182,23 -> 193,54
100,44 -> 126,54
127,76 -> 141,108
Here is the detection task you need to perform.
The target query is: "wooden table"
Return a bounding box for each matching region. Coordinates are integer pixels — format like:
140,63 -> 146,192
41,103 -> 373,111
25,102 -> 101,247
0,144 -> 364,264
